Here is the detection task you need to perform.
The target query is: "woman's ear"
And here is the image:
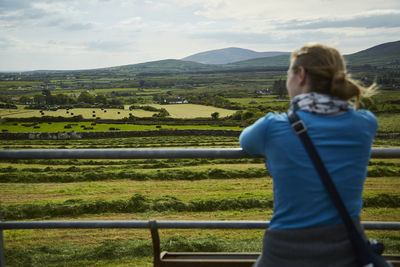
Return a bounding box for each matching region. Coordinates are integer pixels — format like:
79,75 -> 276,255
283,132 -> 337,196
298,66 -> 307,85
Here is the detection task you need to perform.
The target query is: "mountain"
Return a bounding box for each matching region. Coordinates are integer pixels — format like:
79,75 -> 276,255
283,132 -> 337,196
344,40 -> 400,67
182,47 -> 290,64
228,54 -> 290,68
108,59 -> 222,73
85,41 -> 400,74
8,40 -> 399,75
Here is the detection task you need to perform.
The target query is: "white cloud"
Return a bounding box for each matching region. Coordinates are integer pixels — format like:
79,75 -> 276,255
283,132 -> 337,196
279,10 -> 400,29
176,0 -> 400,20
83,40 -> 133,52
0,0 -> 399,70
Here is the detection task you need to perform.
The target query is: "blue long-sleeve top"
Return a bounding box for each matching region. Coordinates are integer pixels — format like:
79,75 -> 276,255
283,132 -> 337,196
239,110 -> 377,229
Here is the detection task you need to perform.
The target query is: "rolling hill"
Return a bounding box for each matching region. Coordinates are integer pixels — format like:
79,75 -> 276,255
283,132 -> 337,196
108,59 -> 223,73
344,40 -> 400,67
117,40 -> 400,74
8,40 -> 400,75
182,47 -> 289,64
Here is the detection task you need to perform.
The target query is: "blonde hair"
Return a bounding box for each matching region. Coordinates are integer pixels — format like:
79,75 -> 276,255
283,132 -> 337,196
290,43 -> 377,105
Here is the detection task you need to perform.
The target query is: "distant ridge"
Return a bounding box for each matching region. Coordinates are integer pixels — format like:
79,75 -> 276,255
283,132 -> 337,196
182,47 -> 290,64
347,40 -> 400,58
344,40 -> 400,66
5,40 -> 399,74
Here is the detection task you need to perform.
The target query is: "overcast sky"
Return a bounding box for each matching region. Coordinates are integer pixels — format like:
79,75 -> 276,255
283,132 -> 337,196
1,0 -> 399,71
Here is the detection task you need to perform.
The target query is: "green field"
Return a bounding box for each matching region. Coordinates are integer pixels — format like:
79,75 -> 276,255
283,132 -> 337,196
376,113 -> 400,133
0,135 -> 399,266
0,107 -> 153,119
1,64 -> 399,266
148,104 -> 237,118
0,111 -> 399,134
228,95 -> 288,105
0,104 -> 236,120
0,121 -> 243,133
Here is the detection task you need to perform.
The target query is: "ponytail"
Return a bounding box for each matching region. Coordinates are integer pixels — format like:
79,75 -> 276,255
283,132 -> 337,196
291,43 -> 377,107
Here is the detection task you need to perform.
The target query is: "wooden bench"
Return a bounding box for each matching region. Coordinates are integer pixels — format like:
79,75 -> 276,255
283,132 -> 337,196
149,220 -> 400,267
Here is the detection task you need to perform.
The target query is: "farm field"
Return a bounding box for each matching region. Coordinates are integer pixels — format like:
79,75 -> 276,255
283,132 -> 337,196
0,113 -> 399,134
0,135 -> 399,266
0,135 -> 240,149
228,95 -> 289,105
0,121 -> 243,133
0,104 -> 237,120
146,104 -> 237,118
0,107 -> 154,119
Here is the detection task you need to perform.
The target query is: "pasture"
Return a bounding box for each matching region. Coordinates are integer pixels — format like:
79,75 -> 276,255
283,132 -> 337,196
0,104 -> 236,120
0,135 -> 399,266
146,104 -> 237,118
0,107 -> 153,119
0,121 -> 243,133
0,112 -> 399,134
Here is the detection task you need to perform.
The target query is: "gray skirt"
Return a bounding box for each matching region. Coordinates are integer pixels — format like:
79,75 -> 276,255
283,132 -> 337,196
254,218 -> 365,267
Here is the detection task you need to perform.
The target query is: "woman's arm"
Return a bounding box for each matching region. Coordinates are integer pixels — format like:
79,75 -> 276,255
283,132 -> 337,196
239,115 -> 269,157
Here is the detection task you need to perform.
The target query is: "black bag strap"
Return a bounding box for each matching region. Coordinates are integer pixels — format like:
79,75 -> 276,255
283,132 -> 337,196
288,112 -> 374,267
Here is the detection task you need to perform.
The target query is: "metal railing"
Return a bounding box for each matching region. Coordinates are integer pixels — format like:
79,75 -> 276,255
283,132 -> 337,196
0,147 -> 400,159
1,147 -> 400,267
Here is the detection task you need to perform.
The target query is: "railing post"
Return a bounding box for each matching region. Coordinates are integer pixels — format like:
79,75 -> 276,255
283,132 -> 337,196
0,209 -> 6,267
149,220 -> 161,267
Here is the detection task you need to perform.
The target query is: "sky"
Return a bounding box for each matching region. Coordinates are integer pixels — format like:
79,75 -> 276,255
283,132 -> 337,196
0,0 -> 399,71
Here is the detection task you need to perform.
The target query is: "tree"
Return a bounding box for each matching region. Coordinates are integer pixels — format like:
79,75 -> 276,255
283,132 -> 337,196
109,98 -> 122,106
0,95 -> 12,103
211,112 -> 219,120
128,97 -> 138,104
153,108 -> 170,117
42,89 -> 51,97
230,110 -> 243,120
19,96 -> 31,104
78,92 -> 95,104
55,93 -> 74,105
242,110 -> 254,120
33,94 -> 46,105
95,94 -> 108,105
272,79 -> 287,98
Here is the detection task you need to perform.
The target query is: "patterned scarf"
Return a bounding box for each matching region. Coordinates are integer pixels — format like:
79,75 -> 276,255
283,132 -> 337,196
288,92 -> 354,115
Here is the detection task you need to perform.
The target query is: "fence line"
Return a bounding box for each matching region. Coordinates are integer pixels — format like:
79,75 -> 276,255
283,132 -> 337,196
0,147 -> 400,159
1,220 -> 400,230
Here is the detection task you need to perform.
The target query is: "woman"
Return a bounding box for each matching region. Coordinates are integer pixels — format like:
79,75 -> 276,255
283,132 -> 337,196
239,43 -> 378,266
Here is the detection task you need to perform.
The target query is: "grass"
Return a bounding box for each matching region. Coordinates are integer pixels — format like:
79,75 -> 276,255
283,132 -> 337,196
0,176 -> 270,205
376,113 -> 400,133
147,104 -> 237,118
0,121 -> 243,133
0,135 -> 240,149
0,134 -> 398,266
0,104 -> 237,120
3,210 -> 399,266
0,167 -> 398,204
0,107 -> 155,119
228,96 -> 289,105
